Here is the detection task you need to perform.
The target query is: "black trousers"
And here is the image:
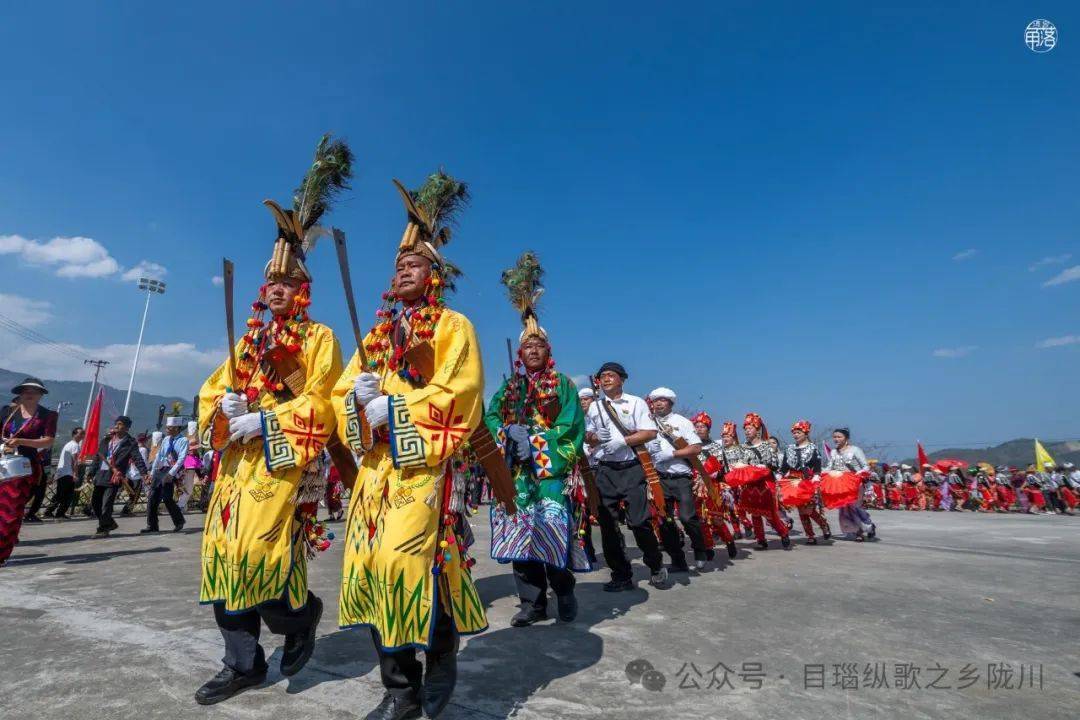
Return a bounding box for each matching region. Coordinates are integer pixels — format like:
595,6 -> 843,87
91,485 -> 120,531
147,481 -> 184,530
659,473 -> 708,563
25,477 -> 47,517
375,602 -> 458,699
46,475 -> 77,516
213,591 -> 318,675
594,461 -> 664,580
513,560 -> 575,608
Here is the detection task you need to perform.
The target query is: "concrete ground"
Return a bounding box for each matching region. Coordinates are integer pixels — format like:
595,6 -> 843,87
2,508 -> 1079,720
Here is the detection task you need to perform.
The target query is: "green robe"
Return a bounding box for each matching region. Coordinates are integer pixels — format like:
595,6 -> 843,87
483,371 -> 590,570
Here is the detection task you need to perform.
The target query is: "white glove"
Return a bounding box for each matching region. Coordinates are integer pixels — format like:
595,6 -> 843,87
364,395 -> 389,429
601,434 -> 627,455
228,412 -> 263,443
353,372 -> 382,407
221,392 -> 248,419
594,426 -> 612,443
652,446 -> 675,464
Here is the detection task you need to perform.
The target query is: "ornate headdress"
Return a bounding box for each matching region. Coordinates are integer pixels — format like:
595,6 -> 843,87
721,421 -> 738,440
501,251 -> 547,344
791,419 -> 811,435
691,411 -> 712,429
263,134 -> 354,282
744,412 -> 770,440
391,169 -> 468,294
363,170 -> 469,382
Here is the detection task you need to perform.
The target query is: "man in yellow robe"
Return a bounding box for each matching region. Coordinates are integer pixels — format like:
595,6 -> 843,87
332,171 -> 485,720
194,135 -> 350,705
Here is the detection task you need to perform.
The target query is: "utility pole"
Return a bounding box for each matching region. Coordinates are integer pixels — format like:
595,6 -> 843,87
83,359 -> 109,425
124,277 -> 167,415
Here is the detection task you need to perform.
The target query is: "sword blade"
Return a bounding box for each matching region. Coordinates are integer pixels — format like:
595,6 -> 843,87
333,228 -> 367,366
222,258 -> 238,389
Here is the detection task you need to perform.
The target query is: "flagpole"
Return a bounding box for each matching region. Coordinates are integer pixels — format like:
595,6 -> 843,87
83,359 -> 109,426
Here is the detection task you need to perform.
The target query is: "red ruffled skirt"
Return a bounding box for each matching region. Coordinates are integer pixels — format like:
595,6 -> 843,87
778,474 -> 816,507
725,465 -> 773,489
1061,487 -> 1078,509
737,479 -> 779,516
1024,487 -> 1045,508
820,471 -> 862,509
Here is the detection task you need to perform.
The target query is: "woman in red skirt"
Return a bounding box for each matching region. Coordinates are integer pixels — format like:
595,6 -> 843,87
779,419 -> 830,544
730,413 -> 790,550
0,377 -> 58,566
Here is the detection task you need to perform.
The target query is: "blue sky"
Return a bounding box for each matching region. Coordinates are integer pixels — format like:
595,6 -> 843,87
0,2 -> 1076,458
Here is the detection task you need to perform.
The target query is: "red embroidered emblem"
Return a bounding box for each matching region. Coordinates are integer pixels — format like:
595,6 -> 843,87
282,408 -> 330,458
414,399 -> 470,460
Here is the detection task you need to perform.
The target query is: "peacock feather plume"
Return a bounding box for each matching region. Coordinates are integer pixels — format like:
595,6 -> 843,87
294,133 -> 355,232
501,251 -> 545,319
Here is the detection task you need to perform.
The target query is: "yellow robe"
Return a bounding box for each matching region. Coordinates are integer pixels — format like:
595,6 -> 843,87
332,309 -> 487,649
198,321 -> 342,612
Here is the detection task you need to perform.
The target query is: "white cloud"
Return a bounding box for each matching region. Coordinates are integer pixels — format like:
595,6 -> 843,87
1029,254 -> 1072,272
0,341 -> 222,397
933,346 -> 977,358
1043,265 -> 1080,288
1035,335 -> 1080,349
0,233 -> 167,282
0,294 -> 53,327
952,249 -> 978,261
211,275 -> 224,287
121,261 -> 168,282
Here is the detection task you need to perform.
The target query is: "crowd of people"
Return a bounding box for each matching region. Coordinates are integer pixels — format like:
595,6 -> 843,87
2,135 -> 1076,720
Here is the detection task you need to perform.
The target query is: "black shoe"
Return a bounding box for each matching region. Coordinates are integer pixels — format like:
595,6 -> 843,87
668,562 -> 690,573
704,549 -> 715,562
422,647 -> 458,719
281,595 -> 322,677
140,528 -> 160,534
603,578 -> 633,592
43,509 -> 56,518
806,536 -> 818,545
510,603 -> 548,627
867,523 -> 877,539
363,693 -> 421,720
106,519 -> 119,533
823,530 -> 832,540
120,507 -> 133,517
194,666 -> 267,705
23,514 -> 42,524
556,593 -> 578,622
781,536 -> 791,549
174,521 -> 186,533
726,542 -> 738,559
756,540 -> 768,550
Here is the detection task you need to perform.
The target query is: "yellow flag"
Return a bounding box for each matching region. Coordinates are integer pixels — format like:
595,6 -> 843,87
1035,439 -> 1056,470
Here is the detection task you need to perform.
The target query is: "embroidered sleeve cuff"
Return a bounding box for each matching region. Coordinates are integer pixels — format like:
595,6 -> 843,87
388,395 -> 427,469
343,390 -> 365,453
262,409 -> 299,472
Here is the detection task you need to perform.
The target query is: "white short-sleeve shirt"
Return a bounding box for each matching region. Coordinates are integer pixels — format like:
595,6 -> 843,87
585,392 -> 656,464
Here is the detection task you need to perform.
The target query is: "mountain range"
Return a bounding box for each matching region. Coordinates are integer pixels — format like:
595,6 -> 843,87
0,367 -> 191,453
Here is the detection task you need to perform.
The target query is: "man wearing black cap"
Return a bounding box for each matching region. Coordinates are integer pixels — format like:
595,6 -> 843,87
88,416 -> 149,538
583,362 -> 668,590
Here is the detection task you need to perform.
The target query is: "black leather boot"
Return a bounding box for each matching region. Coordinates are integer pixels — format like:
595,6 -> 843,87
281,595 -> 323,676
363,692 -> 421,720
194,666 -> 267,705
421,648 -> 458,718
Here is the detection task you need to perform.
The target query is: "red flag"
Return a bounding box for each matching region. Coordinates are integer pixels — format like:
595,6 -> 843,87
80,388 -> 104,460
917,440 -> 930,470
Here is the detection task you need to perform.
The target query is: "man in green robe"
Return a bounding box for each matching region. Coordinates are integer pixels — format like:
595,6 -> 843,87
483,252 -> 590,627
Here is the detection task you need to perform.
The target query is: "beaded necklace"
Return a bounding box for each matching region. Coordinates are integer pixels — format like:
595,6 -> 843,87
362,267 -> 448,382
232,282 -> 312,402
